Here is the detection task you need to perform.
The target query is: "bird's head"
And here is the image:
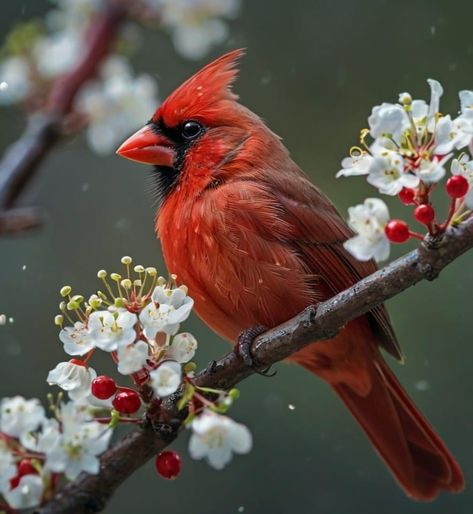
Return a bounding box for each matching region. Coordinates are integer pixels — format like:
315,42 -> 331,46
116,49 -> 274,203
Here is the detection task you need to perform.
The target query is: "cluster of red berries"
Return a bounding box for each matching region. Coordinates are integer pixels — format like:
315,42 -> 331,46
91,375 -> 141,414
92,376 -> 183,480
385,175 -> 469,244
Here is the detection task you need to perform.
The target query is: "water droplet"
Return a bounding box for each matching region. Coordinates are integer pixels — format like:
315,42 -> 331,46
22,264 -> 26,271
415,380 -> 430,391
288,403 -> 295,410
0,81 -> 8,91
8,317 -> 14,324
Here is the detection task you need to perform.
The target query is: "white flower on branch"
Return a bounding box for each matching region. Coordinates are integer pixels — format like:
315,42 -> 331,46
165,332 -> 198,363
344,198 -> 390,263
368,102 -> 409,141
76,55 -> 159,155
0,444 -> 16,494
189,411 -> 252,470
33,30 -> 82,79
117,340 -> 149,375
88,309 -> 137,352
3,475 -> 44,510
336,151 -> 373,177
47,360 -> 97,400
140,286 -> 194,338
0,57 -> 32,105
150,360 -> 182,397
45,402 -> 113,480
59,321 -> 95,356
366,152 -> 418,195
417,154 -> 451,184
0,396 -> 45,438
145,0 -> 240,59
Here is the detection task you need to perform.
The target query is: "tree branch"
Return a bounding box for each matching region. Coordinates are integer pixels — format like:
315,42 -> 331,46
0,1 -> 127,235
36,216 -> 473,514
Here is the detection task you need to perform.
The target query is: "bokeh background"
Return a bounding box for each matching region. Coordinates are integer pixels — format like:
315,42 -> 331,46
1,1 -> 473,513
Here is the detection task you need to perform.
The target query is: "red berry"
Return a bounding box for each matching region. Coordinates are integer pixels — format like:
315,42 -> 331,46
112,389 -> 141,414
155,451 -> 182,480
446,175 -> 469,198
414,204 -> 435,225
398,187 -> 416,205
91,375 -> 117,400
10,459 -> 37,488
18,459 -> 37,477
385,219 -> 410,243
70,358 -> 87,367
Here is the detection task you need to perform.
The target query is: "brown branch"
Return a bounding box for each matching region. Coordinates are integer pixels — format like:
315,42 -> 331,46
37,216 -> 473,514
0,1 -> 127,234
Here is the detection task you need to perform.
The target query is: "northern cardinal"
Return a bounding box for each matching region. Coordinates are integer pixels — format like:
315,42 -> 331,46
117,50 -> 464,500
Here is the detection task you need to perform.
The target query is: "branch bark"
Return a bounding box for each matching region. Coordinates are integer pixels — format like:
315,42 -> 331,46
0,1 -> 127,234
36,216 -> 473,514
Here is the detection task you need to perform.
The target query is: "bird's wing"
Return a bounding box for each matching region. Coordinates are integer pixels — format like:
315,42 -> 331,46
266,167 -> 403,361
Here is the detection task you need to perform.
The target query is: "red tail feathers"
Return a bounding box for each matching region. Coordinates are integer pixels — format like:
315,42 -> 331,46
331,357 -> 464,500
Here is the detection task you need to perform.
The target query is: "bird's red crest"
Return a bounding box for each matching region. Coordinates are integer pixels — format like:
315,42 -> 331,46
153,49 -> 245,127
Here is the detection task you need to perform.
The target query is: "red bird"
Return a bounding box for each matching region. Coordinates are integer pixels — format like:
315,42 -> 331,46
117,50 -> 464,500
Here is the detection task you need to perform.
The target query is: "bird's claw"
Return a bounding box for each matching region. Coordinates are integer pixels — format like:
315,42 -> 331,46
235,325 -> 277,377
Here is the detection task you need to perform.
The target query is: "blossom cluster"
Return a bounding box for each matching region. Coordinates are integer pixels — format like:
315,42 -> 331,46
0,0 -> 240,153
0,257 -> 251,511
338,79 -> 473,262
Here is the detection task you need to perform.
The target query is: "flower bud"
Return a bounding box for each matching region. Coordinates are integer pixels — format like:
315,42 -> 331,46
60,286 -> 71,297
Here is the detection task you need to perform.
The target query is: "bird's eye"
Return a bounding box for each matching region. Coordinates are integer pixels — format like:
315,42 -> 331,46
181,120 -> 203,140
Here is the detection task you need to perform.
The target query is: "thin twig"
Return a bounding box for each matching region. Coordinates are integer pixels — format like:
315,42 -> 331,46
36,216 -> 473,514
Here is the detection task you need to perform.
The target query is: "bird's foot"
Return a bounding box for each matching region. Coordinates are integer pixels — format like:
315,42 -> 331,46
235,325 -> 276,377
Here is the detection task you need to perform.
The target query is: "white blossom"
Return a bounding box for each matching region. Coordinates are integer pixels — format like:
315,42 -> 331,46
0,57 -> 32,104
343,198 -> 390,263
46,422 -> 112,479
47,361 -> 97,400
44,402 -> 112,480
189,411 -> 252,470
76,55 -> 159,154
0,397 -> 45,438
140,286 -> 194,339
172,19 -> 228,60
21,418 -> 61,454
88,309 -> 137,352
117,341 -> 149,375
336,151 -> 373,177
367,152 -> 418,195
146,0 -> 240,59
459,90 -> 473,118
368,102 -> 409,141
0,443 -> 16,494
3,475 -> 44,510
417,154 -> 451,184
149,361 -> 182,397
165,332 -> 198,363
33,30 -> 81,78
59,321 -> 95,356
427,78 -> 443,127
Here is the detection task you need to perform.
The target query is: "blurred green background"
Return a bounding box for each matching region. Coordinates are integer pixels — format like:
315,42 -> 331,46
1,1 -> 473,513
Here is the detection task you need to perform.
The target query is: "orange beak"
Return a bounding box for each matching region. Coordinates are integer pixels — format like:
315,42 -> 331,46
116,125 -> 176,167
